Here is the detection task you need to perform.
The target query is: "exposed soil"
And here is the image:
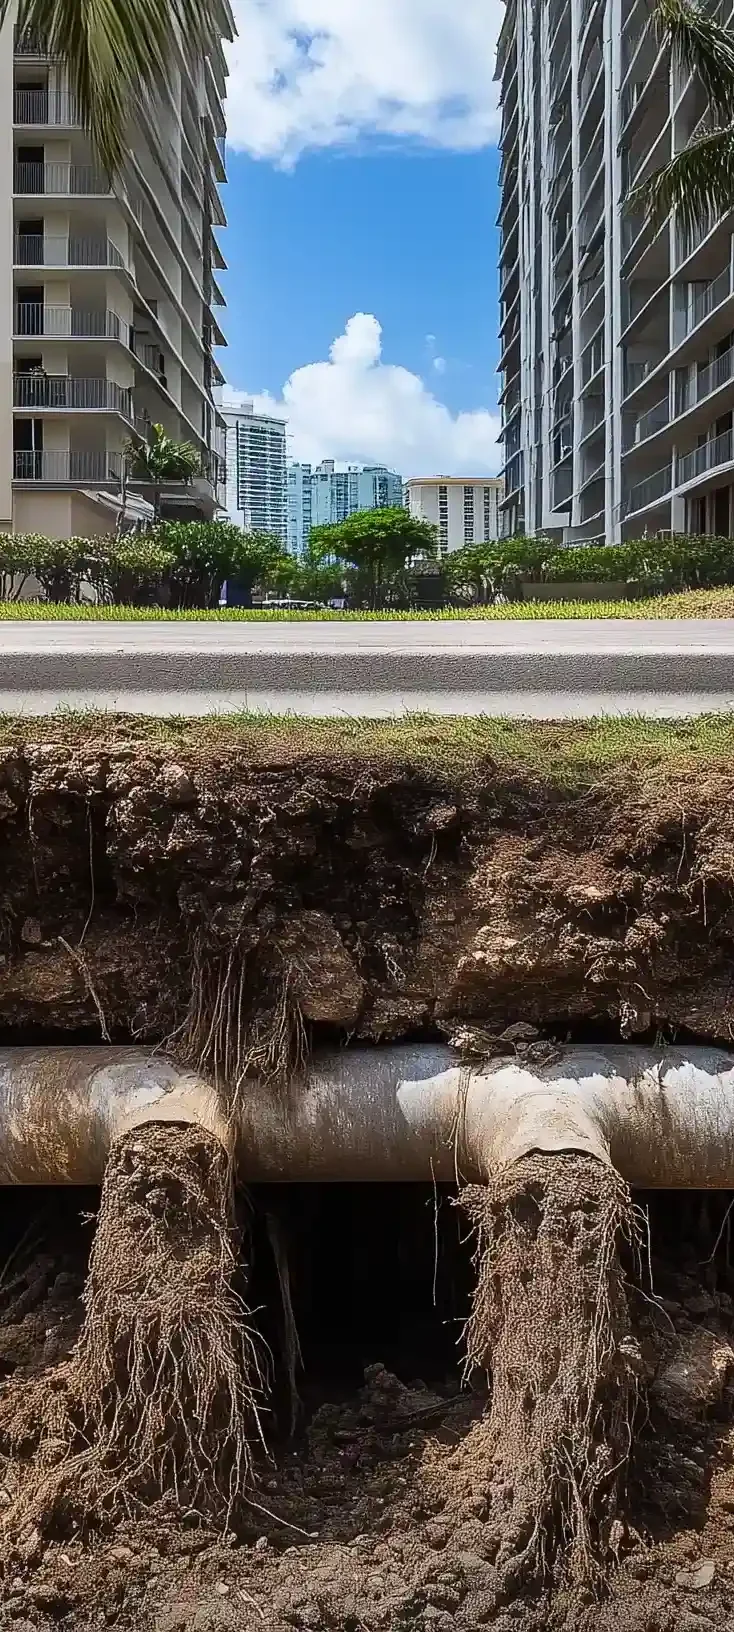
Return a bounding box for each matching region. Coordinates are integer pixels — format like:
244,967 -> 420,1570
0,731 -> 734,1051
2,1189 -> 734,1630
2,725 -> 734,1627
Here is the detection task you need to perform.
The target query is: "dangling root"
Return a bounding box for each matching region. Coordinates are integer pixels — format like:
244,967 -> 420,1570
0,1124 -> 267,1536
177,938 -> 307,1107
461,1153 -> 640,1591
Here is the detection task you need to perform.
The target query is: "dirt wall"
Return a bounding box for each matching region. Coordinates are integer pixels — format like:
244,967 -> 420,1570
0,732 -> 732,1046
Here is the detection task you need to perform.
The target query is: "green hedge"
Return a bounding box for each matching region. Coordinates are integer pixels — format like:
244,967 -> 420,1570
0,524 -> 291,608
447,534 -> 734,597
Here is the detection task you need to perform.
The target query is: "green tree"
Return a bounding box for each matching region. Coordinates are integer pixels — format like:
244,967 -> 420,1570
309,508 -> 437,609
636,0 -> 734,232
125,425 -> 201,523
154,521 -> 289,609
5,0 -> 226,179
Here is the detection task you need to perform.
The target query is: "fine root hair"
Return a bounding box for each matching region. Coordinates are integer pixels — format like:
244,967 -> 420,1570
176,938 -> 307,1109
0,1123 -> 267,1536
461,1152 -> 641,1591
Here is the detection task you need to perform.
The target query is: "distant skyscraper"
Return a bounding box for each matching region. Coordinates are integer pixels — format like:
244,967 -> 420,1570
287,459 -> 404,554
215,388 -> 287,541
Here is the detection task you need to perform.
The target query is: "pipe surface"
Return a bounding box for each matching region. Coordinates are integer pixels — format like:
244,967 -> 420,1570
2,1043 -> 734,1186
0,1048 -> 231,1183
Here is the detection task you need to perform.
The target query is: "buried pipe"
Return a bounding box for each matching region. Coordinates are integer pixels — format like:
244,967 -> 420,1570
2,1041 -> 734,1185
2,1042 -> 731,1573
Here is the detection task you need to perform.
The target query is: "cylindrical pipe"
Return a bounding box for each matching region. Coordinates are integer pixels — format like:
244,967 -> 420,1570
2,1043 -> 734,1186
0,1048 -> 232,1183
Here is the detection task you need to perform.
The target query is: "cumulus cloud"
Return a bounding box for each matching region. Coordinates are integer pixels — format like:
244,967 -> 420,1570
241,313 -> 502,476
226,0 -> 502,163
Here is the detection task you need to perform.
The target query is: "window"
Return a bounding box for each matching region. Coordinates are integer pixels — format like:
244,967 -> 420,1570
438,483 -> 449,555
483,485 -> 492,542
463,484 -> 475,544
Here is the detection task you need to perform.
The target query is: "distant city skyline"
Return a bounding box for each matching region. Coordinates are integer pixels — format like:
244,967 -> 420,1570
288,459 -> 404,555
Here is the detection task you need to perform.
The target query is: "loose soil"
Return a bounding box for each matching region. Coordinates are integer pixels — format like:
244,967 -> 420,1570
2,720 -> 734,1628
1,721 -> 734,1049
2,1193 -> 734,1632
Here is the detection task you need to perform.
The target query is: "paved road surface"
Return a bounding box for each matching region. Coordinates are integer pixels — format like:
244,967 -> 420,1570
1,619 -> 733,717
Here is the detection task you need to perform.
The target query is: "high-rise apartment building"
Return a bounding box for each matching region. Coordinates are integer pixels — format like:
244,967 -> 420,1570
406,477 -> 503,554
216,389 -> 288,541
287,460 -> 404,554
4,10 -> 231,536
497,0 -> 734,541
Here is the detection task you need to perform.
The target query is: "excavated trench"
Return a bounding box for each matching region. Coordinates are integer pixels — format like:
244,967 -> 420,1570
1,730 -> 734,1628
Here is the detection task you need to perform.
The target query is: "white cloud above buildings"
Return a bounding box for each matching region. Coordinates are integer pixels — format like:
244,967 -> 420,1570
226,0 -> 501,163
243,313 -> 502,476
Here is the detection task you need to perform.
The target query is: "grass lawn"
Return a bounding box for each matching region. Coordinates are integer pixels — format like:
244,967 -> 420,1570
3,711 -> 734,783
1,586 -> 734,621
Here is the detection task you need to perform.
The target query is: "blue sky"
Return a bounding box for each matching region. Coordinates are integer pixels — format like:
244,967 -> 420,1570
217,0 -> 502,475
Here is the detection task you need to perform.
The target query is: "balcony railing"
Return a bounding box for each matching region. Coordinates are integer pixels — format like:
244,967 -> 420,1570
581,328 -> 604,384
13,450 -> 124,483
626,392 -> 670,448
685,264 -> 732,335
624,357 -> 656,395
13,374 -> 133,417
623,463 -> 672,515
14,28 -> 52,55
14,235 -> 126,268
14,304 -> 129,341
679,344 -> 734,412
503,451 -> 524,495
579,52 -> 602,114
677,428 -> 734,485
13,88 -> 81,125
14,162 -> 109,196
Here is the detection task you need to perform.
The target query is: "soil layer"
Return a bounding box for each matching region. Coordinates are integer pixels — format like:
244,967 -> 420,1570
0,727 -> 733,1045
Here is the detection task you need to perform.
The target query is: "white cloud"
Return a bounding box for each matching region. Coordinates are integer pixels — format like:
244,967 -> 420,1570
242,313 -> 502,476
432,357 -> 447,375
226,0 -> 501,163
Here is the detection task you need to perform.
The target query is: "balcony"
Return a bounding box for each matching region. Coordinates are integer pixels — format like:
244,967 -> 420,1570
14,162 -> 109,196
14,303 -> 129,341
503,450 -> 524,496
623,462 -> 672,515
13,88 -> 81,125
13,374 -> 133,418
581,327 -> 604,385
682,264 -> 732,337
13,450 -> 124,483
625,392 -> 670,449
624,357 -> 657,395
14,29 -> 52,56
677,344 -> 734,414
14,235 -> 126,268
677,427 -> 734,485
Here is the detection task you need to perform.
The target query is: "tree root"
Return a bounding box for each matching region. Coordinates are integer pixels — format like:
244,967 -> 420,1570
461,1153 -> 641,1591
0,1123 -> 267,1537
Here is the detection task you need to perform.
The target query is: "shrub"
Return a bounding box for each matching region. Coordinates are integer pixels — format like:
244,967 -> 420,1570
153,521 -> 289,608
87,535 -> 177,606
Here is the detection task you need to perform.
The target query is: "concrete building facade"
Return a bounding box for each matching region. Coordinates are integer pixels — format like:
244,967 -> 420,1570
288,460 -> 404,555
406,477 -> 503,554
216,389 -> 288,541
4,9 -> 231,537
497,0 -> 734,541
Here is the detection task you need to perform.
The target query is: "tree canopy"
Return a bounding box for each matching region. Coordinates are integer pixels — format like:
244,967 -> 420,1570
309,508 -> 437,608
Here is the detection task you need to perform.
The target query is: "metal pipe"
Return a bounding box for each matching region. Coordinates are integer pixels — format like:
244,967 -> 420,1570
1,1043 -> 734,1186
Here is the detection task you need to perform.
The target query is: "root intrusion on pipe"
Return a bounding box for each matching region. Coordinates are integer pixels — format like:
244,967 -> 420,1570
461,1153 -> 641,1589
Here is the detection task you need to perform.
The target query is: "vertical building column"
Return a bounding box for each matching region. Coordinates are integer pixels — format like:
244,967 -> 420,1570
606,0 -> 623,541
0,10 -> 13,526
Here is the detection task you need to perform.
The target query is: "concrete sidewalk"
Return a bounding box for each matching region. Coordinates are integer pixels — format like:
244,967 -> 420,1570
1,619 -> 733,717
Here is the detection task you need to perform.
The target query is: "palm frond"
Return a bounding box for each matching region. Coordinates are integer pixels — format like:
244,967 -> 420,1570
654,0 -> 734,123
630,123 -> 734,236
2,0 -> 231,177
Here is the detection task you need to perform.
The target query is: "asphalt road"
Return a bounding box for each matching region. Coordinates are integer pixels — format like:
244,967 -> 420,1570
1,618 -> 733,717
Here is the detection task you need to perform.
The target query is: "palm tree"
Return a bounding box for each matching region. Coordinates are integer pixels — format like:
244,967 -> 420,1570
125,423 -> 201,522
638,0 -> 734,235
3,0 -> 227,177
